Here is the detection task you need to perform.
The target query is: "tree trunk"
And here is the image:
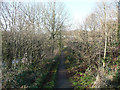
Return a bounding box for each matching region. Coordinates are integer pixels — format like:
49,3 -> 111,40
51,33 -> 55,56
51,2 -> 55,56
103,4 -> 107,70
118,1 -> 120,53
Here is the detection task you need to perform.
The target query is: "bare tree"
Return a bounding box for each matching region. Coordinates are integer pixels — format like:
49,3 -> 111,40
42,2 -> 68,56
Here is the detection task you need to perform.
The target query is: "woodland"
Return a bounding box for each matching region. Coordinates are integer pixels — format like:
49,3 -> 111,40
0,0 -> 120,89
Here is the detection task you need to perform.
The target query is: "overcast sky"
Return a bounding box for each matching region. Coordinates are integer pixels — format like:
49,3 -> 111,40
64,0 -> 97,28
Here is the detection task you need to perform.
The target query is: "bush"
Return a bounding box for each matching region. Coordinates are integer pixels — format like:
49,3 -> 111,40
70,72 -> 95,89
14,70 -> 36,87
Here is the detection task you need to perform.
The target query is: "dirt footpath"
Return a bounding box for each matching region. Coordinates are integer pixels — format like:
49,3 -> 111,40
54,52 -> 73,88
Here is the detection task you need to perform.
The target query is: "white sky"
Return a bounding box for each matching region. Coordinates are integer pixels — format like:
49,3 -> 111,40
64,0 -> 97,28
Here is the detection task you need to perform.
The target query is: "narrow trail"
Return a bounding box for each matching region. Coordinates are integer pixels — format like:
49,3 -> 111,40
54,52 -> 73,88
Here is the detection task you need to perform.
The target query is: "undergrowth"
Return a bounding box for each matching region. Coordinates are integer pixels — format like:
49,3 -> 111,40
42,59 -> 59,88
5,55 -> 60,88
70,72 -> 95,89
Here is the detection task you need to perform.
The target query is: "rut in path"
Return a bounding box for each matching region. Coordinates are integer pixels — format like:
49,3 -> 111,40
54,52 -> 73,88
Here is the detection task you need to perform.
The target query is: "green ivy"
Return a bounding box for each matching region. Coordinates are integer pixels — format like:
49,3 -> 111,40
70,72 -> 95,89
